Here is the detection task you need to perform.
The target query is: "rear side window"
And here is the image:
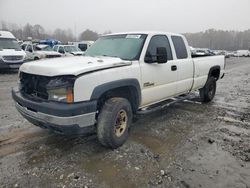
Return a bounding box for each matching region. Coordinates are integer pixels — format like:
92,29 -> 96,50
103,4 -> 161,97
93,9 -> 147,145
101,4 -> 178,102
78,44 -> 88,51
146,35 -> 173,61
171,36 -> 188,59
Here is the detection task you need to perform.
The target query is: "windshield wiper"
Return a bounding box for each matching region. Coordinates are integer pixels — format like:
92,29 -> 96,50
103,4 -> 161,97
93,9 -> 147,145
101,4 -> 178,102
99,54 -> 119,58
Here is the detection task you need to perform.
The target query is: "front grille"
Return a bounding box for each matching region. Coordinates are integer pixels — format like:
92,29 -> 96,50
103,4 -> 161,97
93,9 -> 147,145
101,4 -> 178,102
3,55 -> 23,61
20,72 -> 50,100
46,54 -> 61,58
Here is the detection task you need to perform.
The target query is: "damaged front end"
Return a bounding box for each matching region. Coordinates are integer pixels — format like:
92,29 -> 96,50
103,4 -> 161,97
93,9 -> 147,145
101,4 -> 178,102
19,72 -> 76,103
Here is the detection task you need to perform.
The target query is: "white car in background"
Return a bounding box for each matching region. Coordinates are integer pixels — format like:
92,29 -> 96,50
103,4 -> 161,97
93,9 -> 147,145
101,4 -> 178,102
53,45 -> 84,56
35,44 -> 62,59
21,43 -> 62,61
234,50 -> 250,57
68,41 -> 94,52
0,31 -> 26,70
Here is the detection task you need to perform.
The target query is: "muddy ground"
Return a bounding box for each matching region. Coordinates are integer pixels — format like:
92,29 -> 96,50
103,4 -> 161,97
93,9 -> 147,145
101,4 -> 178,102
0,57 -> 249,188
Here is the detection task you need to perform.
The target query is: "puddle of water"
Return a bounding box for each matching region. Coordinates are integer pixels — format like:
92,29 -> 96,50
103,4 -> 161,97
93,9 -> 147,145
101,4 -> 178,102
130,131 -> 187,164
80,155 -> 136,188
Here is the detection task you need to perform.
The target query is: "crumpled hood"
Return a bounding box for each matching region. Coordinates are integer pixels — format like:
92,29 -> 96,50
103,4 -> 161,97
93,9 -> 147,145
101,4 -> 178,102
70,51 -> 84,56
35,51 -> 61,56
20,56 -> 132,76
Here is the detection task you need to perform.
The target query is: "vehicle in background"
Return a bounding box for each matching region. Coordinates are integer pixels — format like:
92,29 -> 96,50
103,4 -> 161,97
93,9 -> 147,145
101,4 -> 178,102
224,51 -> 234,58
0,31 -> 26,70
39,39 -> 61,48
234,50 -> 250,57
189,46 -> 196,55
13,31 -> 225,148
191,48 -> 215,57
68,41 -> 94,52
21,42 -> 62,61
53,45 -> 84,56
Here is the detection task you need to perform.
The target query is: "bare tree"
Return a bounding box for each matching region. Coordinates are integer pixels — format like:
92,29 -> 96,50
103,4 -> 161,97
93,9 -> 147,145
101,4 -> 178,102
79,29 -> 99,41
0,21 -> 9,31
23,23 -> 33,39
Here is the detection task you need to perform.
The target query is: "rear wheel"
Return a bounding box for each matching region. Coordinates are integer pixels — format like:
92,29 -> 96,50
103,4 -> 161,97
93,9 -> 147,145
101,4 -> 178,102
199,77 -> 216,103
97,97 -> 132,149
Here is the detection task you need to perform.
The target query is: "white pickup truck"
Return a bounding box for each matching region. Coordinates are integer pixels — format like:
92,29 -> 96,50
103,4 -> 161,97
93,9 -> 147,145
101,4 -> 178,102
12,31 -> 225,148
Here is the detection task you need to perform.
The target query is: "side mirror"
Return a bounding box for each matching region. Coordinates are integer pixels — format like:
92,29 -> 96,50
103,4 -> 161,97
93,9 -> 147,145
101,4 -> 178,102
156,47 -> 168,64
144,53 -> 153,63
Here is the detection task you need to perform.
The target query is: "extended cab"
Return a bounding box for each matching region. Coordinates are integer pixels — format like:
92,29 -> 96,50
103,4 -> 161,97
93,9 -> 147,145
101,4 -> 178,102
12,32 -> 225,148
0,31 -> 26,70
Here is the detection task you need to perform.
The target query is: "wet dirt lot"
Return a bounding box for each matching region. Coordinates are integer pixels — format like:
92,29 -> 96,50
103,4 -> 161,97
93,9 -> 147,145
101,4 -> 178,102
0,57 -> 250,188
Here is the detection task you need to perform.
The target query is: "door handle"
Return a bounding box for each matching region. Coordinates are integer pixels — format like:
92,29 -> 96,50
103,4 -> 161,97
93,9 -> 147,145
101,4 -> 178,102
171,65 -> 177,71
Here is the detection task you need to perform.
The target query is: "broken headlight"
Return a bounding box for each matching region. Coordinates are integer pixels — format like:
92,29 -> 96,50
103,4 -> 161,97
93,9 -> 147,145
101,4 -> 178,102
46,76 -> 75,103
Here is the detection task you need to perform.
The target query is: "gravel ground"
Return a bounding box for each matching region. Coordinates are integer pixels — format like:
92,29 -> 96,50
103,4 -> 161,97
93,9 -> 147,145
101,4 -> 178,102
0,57 -> 249,188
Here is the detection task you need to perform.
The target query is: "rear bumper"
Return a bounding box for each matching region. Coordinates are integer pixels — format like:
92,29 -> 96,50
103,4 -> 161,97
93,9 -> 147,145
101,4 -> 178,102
12,87 -> 97,134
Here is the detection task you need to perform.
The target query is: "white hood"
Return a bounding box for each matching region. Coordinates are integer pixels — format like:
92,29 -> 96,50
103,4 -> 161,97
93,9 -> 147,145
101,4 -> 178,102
0,49 -> 26,56
20,56 -> 132,76
70,51 -> 84,56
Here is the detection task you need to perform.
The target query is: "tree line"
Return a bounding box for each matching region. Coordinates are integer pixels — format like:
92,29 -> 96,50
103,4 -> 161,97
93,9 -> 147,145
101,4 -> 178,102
0,21 -> 111,42
184,29 -> 250,51
1,21 -> 249,50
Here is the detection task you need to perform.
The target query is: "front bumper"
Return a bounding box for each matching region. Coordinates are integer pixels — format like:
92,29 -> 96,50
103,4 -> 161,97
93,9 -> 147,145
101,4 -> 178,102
12,87 -> 97,134
0,59 -> 24,69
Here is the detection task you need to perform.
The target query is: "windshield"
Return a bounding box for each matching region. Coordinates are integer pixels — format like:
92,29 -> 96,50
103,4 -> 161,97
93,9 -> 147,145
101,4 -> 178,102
64,46 -> 80,53
40,46 -> 53,51
0,38 -> 21,51
85,34 -> 147,60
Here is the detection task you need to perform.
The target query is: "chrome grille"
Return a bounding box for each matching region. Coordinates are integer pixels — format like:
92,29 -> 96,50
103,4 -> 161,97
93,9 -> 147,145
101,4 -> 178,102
2,55 -> 23,61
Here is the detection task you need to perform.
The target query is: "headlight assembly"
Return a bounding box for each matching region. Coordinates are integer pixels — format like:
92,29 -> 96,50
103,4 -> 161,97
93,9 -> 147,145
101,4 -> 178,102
46,76 -> 75,103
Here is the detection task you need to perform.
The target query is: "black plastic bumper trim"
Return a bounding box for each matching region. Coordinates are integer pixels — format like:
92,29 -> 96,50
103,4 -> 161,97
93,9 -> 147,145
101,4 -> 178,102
12,87 -> 97,117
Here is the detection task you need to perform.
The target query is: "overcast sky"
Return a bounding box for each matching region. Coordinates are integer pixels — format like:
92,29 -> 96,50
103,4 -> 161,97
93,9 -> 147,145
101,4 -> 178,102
0,0 -> 250,35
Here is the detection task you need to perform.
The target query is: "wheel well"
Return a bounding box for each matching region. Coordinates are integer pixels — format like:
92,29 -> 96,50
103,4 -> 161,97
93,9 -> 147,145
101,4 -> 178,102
96,86 -> 139,113
209,67 -> 220,80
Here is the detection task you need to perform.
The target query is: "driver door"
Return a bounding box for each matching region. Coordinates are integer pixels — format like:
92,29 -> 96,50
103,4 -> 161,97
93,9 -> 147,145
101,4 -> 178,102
140,35 -> 178,106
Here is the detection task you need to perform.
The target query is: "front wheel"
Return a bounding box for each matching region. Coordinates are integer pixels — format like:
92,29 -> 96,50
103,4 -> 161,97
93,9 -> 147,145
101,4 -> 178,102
97,97 -> 132,149
199,77 -> 216,103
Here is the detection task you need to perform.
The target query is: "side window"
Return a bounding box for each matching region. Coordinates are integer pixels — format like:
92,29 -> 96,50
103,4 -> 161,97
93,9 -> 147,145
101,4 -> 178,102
21,44 -> 27,51
58,46 -> 65,54
78,44 -> 88,51
26,45 -> 33,52
171,36 -> 188,59
146,35 -> 173,62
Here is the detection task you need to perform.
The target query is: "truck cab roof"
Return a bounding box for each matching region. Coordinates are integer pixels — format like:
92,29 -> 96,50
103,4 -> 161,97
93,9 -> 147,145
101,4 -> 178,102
103,31 -> 183,37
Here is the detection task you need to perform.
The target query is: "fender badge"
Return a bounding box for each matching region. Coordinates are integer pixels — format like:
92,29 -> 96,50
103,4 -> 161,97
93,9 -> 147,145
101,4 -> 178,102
144,82 -> 155,87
